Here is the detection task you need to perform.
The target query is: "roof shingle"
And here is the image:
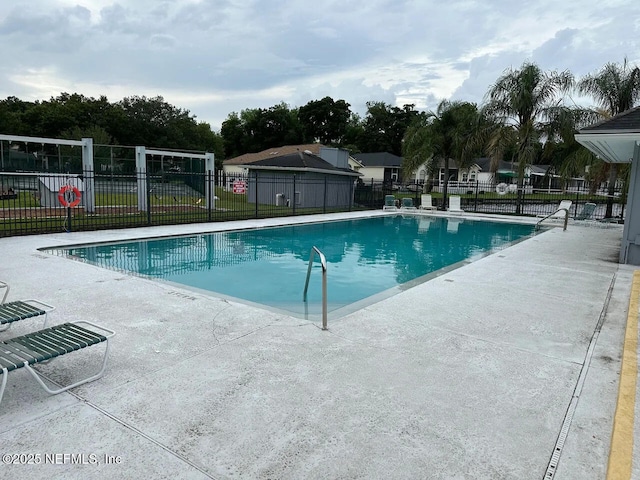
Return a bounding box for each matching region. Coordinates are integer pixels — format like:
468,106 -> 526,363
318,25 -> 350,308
246,151 -> 359,176
224,144 -> 324,165
580,106 -> 640,133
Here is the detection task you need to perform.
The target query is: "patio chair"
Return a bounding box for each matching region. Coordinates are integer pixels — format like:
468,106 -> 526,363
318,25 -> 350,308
575,202 -> 596,220
0,281 -> 55,332
0,321 -> 115,406
419,194 -> 437,211
383,195 -> 398,211
448,195 -> 463,214
401,197 -> 417,210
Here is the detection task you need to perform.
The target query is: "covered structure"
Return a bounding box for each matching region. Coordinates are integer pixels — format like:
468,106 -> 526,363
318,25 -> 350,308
244,150 -> 361,209
575,106 -> 640,264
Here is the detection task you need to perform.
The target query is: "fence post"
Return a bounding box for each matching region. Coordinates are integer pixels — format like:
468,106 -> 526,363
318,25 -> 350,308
204,153 -> 215,220
66,206 -> 72,233
574,189 -> 580,219
255,172 -> 259,219
370,178 -> 374,208
293,174 -> 297,215
81,138 -> 95,213
474,181 -> 479,212
207,171 -> 212,222
135,146 -> 147,213
146,170 -> 151,225
515,181 -> 523,215
349,179 -> 353,212
323,177 -> 327,214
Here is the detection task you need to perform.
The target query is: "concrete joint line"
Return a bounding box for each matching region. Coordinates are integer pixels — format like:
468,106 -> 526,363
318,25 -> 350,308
544,272 -> 617,479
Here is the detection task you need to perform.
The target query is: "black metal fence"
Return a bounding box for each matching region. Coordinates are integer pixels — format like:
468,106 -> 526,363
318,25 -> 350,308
0,172 -> 625,237
396,180 -> 626,220
0,170 -> 371,237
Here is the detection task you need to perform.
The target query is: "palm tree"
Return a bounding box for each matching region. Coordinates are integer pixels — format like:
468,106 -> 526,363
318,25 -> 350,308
484,62 -> 573,213
543,106 -> 602,189
402,100 -> 483,209
577,59 -> 640,217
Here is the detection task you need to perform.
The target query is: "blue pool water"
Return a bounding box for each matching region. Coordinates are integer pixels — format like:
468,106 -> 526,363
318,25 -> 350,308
50,216 -> 536,317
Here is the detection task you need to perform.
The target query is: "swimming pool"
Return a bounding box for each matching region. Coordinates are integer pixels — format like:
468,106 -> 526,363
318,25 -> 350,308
48,216 -> 536,318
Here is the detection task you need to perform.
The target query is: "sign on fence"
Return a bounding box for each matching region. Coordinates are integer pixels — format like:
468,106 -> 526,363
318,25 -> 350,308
232,180 -> 246,194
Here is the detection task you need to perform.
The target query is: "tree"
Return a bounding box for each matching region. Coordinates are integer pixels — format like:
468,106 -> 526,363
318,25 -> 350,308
258,102 -> 304,150
542,106 -> 602,190
298,97 -> 352,145
484,62 -> 573,213
220,112 -> 245,158
0,96 -> 30,134
578,58 -> 640,216
402,100 -> 484,209
341,112 -> 365,154
220,103 -> 304,157
359,102 -> 424,155
113,95 -> 194,148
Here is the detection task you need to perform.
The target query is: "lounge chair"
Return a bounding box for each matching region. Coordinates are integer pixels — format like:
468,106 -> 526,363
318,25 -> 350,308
448,195 -> 463,214
383,195 -> 397,211
401,197 -> 417,210
0,281 -> 55,332
575,202 -> 596,220
537,200 -> 573,220
419,194 -> 437,211
0,321 -> 115,406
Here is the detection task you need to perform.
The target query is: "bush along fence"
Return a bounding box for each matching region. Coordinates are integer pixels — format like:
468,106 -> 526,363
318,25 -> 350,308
0,172 -> 626,237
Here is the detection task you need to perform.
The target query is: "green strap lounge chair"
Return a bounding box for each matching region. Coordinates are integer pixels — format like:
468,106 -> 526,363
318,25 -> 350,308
0,281 -> 55,332
383,195 -> 398,211
0,321 -> 115,406
576,202 -> 597,220
401,197 -> 417,210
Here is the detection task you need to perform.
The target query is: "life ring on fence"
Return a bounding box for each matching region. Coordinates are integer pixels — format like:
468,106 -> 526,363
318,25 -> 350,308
495,183 -> 509,195
58,185 -> 81,207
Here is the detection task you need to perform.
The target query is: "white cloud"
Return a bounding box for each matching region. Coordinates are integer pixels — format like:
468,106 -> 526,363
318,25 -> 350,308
0,0 -> 639,129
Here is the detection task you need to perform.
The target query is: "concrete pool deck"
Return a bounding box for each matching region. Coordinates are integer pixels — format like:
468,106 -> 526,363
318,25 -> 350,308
0,211 -> 636,479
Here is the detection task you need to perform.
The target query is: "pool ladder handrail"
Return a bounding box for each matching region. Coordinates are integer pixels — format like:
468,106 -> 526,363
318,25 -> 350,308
303,246 -> 328,330
535,208 -> 569,231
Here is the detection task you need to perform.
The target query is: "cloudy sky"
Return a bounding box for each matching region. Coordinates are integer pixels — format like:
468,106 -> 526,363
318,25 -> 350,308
1,0 -> 639,131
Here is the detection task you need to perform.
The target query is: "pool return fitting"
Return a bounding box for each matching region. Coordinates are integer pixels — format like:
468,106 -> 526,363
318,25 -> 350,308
303,246 -> 328,330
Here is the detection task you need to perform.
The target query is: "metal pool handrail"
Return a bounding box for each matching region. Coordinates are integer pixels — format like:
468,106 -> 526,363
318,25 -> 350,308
535,208 -> 569,231
303,246 -> 328,330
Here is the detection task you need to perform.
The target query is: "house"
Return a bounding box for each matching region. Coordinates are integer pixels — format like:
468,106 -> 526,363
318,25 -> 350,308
224,144 -> 362,189
414,157 -> 548,194
352,152 -> 403,185
243,149 -> 361,209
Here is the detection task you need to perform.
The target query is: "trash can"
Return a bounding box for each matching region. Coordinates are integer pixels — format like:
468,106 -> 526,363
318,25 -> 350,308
276,193 -> 286,206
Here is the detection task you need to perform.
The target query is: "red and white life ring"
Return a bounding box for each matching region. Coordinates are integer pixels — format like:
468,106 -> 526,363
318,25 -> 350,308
58,185 -> 82,207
